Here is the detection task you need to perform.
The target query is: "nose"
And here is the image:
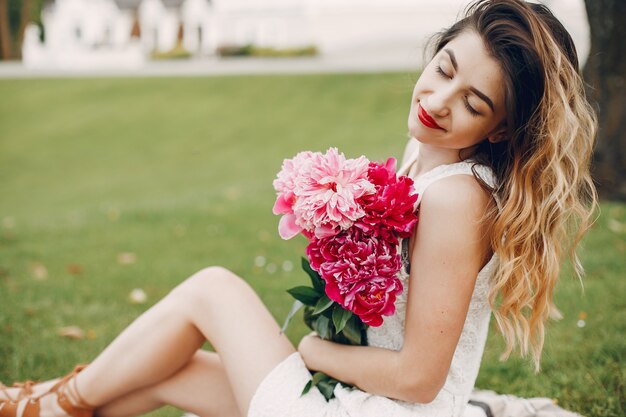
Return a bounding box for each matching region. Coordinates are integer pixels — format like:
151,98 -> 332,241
425,87 -> 452,118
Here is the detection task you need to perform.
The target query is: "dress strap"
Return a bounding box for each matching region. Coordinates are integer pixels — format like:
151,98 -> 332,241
415,162 -> 499,207
396,144 -> 501,209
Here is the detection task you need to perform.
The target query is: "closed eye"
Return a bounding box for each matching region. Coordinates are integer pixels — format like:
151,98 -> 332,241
434,65 -> 481,117
435,65 -> 449,79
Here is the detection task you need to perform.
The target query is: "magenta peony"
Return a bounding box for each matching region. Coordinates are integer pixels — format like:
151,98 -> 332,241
356,158 -> 419,241
306,228 -> 402,326
345,276 -> 404,326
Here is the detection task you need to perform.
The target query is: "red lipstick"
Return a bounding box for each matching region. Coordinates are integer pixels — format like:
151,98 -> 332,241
418,104 -> 444,130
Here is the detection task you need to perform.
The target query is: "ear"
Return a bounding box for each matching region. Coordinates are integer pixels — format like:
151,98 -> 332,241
486,125 -> 507,144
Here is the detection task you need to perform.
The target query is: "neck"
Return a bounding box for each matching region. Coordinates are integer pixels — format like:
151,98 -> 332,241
411,142 -> 464,177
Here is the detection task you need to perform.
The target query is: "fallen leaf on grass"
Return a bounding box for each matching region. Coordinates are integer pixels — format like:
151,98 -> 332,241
266,263 -> 277,274
2,217 -> 15,229
58,326 -> 85,339
23,307 -> 37,316
608,218 -> 626,233
129,288 -> 147,304
224,187 -> 241,201
66,264 -> 83,275
254,255 -> 266,267
107,207 -> 120,222
173,224 -> 187,237
30,262 -> 48,280
117,252 -> 137,265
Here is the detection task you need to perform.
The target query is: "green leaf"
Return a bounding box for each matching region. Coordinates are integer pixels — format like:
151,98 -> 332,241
280,300 -> 304,334
301,257 -> 325,293
286,286 -> 321,306
303,306 -> 315,330
313,315 -> 331,340
312,372 -> 327,385
341,316 -> 362,345
301,380 -> 313,396
327,379 -> 340,392
312,295 -> 334,315
332,306 -> 352,333
316,380 -> 335,401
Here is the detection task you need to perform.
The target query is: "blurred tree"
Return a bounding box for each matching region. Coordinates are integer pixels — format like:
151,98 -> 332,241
17,0 -> 32,55
583,0 -> 626,200
0,0 -> 42,60
0,0 -> 12,59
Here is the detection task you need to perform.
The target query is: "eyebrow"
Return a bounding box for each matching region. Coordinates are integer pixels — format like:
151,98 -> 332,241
443,48 -> 495,113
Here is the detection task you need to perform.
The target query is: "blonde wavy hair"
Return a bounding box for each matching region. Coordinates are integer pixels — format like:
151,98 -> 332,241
427,0 -> 599,372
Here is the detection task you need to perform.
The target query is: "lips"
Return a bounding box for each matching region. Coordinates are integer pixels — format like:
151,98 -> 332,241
418,104 -> 444,130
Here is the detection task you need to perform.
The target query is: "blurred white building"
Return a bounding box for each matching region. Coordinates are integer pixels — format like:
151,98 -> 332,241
22,0 -> 589,70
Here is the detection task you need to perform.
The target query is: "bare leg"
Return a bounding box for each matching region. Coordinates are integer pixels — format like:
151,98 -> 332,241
77,266 -> 296,416
2,267 -> 296,417
96,351 -> 241,417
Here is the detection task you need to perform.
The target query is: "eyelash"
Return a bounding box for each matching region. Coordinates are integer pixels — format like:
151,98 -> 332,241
434,65 -> 481,117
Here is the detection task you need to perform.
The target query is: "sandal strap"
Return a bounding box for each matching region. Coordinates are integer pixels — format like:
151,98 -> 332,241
0,400 -> 19,417
21,399 -> 39,417
0,364 -> 95,417
57,392 -> 93,417
1,380 -> 37,403
48,365 -> 94,417
12,382 -> 36,401
0,397 -> 40,417
0,384 -> 14,403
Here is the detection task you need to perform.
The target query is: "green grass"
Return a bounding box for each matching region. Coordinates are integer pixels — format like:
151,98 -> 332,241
0,75 -> 623,417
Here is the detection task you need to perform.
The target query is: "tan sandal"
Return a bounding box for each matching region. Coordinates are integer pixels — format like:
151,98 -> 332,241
0,364 -> 95,417
0,380 -> 37,406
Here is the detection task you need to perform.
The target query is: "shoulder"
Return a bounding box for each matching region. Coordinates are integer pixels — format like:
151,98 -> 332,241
420,173 -> 493,219
416,173 -> 494,264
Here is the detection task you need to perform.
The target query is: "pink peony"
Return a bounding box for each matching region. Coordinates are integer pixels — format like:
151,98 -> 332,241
272,151 -> 317,239
306,228 -> 402,326
273,150 -> 317,196
293,148 -> 375,237
292,148 -> 375,238
272,148 -> 377,239
356,158 -> 419,240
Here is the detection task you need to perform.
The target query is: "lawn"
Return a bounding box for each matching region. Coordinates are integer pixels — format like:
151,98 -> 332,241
0,75 -> 623,417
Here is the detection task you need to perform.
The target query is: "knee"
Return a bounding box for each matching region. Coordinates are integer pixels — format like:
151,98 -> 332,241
172,266 -> 250,301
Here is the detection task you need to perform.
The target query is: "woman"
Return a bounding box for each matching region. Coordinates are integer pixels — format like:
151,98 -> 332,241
0,1 -> 597,416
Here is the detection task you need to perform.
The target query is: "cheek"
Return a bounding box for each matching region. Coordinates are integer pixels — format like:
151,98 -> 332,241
411,83 -> 421,101
451,116 -> 487,144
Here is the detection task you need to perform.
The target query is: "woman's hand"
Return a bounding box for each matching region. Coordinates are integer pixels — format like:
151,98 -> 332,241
298,331 -> 321,369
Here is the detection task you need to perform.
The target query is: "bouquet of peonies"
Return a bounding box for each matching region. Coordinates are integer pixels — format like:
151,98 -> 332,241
273,147 -> 419,400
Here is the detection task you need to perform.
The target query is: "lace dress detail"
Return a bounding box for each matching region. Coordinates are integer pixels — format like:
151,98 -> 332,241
248,151 -> 500,417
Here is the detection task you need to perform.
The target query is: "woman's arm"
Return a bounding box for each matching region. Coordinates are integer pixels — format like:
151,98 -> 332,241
298,174 -> 493,403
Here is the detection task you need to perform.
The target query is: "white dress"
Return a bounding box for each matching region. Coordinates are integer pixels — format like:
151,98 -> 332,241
248,152 -> 499,417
